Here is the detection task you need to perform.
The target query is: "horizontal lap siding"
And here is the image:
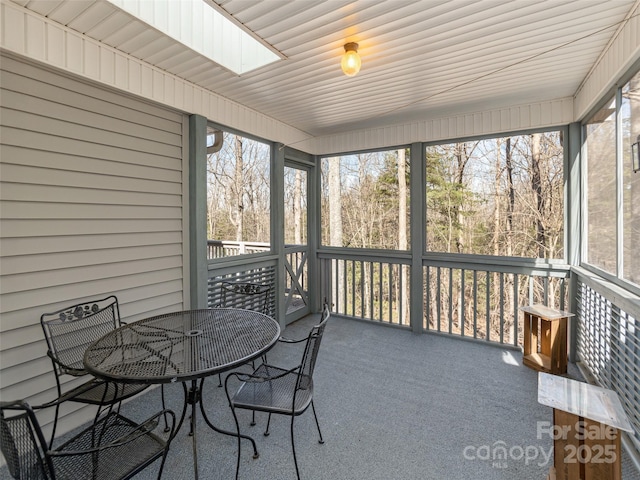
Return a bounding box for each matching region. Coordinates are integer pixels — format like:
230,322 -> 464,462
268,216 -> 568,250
0,55 -> 186,434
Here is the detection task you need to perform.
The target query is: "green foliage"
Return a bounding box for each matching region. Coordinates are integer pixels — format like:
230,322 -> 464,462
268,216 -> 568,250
326,150 -> 410,249
425,146 -> 480,253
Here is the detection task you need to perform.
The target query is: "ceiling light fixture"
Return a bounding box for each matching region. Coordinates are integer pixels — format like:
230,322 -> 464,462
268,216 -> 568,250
341,42 -> 361,77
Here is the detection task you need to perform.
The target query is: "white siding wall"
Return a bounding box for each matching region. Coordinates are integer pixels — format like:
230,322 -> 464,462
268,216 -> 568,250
0,53 -> 187,435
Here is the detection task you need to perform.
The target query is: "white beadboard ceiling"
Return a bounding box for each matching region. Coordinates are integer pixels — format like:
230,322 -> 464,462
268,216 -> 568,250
9,0 -> 640,137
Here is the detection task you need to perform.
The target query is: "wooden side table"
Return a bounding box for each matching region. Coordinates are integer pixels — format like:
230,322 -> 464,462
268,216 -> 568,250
521,305 -> 573,374
538,372 -> 633,480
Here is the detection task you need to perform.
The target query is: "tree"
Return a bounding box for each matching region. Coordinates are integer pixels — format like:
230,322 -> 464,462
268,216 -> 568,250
294,169 -> 303,244
530,133 -> 546,258
426,144 -> 477,253
327,157 -> 344,310
206,132 -> 271,253
233,136 -> 244,241
398,148 -> 408,323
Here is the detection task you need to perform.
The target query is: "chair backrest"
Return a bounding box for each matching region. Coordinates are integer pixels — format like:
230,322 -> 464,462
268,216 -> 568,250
0,401 -> 52,480
296,303 -> 331,391
40,296 -> 121,377
220,281 -> 271,314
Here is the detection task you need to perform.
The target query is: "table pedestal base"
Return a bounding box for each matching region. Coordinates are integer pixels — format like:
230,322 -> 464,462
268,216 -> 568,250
174,379 -> 259,479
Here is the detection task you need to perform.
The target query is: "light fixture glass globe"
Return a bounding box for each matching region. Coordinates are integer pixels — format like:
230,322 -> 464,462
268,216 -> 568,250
341,44 -> 361,77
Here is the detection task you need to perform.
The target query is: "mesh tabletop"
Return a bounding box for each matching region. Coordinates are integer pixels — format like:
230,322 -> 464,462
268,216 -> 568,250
83,308 -> 280,384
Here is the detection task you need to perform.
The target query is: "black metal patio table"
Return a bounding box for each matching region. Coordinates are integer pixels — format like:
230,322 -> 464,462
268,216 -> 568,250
83,307 -> 281,479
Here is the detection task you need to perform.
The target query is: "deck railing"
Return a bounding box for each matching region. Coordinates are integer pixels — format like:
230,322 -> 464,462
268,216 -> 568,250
319,249 -> 570,347
319,250 -> 412,326
284,245 -> 308,312
207,240 -> 270,259
207,240 -> 309,315
423,254 -> 570,346
572,267 -> 640,457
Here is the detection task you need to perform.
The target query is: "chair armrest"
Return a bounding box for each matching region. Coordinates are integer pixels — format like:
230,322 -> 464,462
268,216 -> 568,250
277,336 -> 306,344
48,410 -> 176,457
47,351 -> 85,376
229,364 -> 301,384
0,400 -> 28,410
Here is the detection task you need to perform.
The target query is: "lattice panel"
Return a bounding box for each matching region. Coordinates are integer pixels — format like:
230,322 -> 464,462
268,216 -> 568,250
208,266 -> 277,317
576,281 -> 640,454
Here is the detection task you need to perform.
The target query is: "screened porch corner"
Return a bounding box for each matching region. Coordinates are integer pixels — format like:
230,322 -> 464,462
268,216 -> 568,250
3,1 -> 640,479
206,242 -> 640,468
5,311 -> 637,480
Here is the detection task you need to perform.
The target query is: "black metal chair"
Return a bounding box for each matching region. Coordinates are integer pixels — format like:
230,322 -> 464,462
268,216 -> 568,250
39,296 -> 157,448
224,303 -> 330,480
215,281 -> 272,387
0,399 -> 175,480
219,281 -> 271,314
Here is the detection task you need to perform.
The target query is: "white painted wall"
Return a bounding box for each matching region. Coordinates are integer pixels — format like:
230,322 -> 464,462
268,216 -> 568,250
0,53 -> 187,435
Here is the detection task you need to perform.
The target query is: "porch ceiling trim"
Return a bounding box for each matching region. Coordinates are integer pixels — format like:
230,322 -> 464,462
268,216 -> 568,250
2,0 -> 640,155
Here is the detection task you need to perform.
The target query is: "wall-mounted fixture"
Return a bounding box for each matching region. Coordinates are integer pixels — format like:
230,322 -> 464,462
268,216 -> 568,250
341,42 -> 361,77
633,136 -> 640,173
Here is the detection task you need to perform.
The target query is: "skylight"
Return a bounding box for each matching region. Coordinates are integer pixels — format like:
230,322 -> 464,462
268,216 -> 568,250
107,0 -> 282,75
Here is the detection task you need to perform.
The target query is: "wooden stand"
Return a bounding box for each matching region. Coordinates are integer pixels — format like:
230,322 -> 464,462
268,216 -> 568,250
538,373 -> 633,480
521,305 -> 572,374
552,409 -> 622,480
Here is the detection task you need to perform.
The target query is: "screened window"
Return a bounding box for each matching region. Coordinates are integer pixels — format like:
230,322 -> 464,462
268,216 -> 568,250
284,166 -> 307,245
321,149 -> 410,249
620,75 -> 640,286
584,98 -> 617,274
206,127 -> 271,258
425,133 -> 564,259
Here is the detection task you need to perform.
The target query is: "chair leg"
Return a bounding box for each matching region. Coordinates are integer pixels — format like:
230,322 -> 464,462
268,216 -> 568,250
232,410 -> 242,480
160,385 -> 170,433
224,380 -> 245,480
311,400 -> 324,444
94,403 -> 107,427
290,415 -> 301,480
218,373 -> 222,387
48,403 -> 61,448
264,413 -> 272,436
156,447 -> 171,480
92,404 -> 116,449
